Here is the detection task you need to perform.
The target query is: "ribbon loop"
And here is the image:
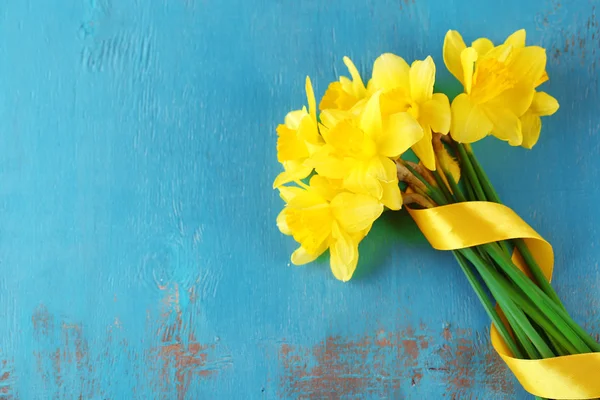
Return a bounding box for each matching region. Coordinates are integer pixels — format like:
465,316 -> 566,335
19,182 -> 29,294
408,201 -> 600,399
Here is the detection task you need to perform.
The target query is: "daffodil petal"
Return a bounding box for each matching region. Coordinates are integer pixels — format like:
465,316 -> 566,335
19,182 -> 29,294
530,91 -> 560,116
321,120 -> 363,154
535,70 -> 549,87
379,112 -> 424,158
379,88 -> 412,116
284,110 -> 306,130
286,193 -> 326,211
366,156 -> 388,182
349,97 -> 368,116
484,105 -> 523,146
330,222 -> 359,282
319,82 -> 346,111
450,93 -> 494,143
277,185 -> 303,202
344,164 -> 383,199
420,93 -> 451,134
276,125 -> 308,163
409,56 -> 435,104
438,144 -> 461,183
277,209 -> 292,235
359,91 -> 383,140
504,29 -> 526,48
485,87 -> 535,118
443,30 -> 468,85
308,175 -> 341,201
509,46 -> 547,87
485,43 -> 513,63
313,157 -> 348,180
296,115 -> 321,145
319,56 -> 366,112
291,245 -> 324,265
305,77 -> 317,121
286,206 -> 333,254
520,111 -> 542,149
381,180 -> 403,210
308,145 -> 340,178
331,192 -> 383,233
364,156 -> 397,184
286,160 -> 313,176
370,53 -> 410,91
343,56 -> 361,81
460,47 -> 478,94
273,164 -> 313,188
411,129 -> 436,171
320,109 -> 352,130
380,156 -> 398,182
472,38 -> 494,57
343,56 -> 367,97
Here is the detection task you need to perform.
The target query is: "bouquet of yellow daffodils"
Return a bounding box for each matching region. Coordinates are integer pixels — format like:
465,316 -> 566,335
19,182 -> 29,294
273,29 -> 600,400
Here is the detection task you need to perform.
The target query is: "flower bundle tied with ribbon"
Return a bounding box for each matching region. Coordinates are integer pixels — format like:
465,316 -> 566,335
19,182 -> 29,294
273,29 -> 600,400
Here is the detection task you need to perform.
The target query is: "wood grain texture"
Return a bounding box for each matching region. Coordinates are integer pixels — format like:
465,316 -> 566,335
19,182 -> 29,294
0,0 -> 598,398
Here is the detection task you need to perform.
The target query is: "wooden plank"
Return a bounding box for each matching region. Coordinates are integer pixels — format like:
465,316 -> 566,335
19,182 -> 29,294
0,0 -> 597,398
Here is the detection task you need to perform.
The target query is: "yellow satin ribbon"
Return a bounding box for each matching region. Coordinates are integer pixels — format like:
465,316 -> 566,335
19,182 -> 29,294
408,201 -> 600,399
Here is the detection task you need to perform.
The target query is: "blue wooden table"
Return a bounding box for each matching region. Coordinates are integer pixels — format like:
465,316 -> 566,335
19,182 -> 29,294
1,0 -> 598,399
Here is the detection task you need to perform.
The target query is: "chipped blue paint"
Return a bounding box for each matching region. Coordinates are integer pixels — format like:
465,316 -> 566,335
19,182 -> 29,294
0,0 -> 598,399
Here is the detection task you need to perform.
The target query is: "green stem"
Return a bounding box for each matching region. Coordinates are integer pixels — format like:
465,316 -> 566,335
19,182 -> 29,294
541,287 -> 600,353
452,251 -> 523,358
483,257 -> 579,354
457,144 -> 512,256
484,243 -> 593,353
460,247 -> 555,358
456,143 -> 487,201
514,239 -> 565,310
442,168 -> 467,203
463,143 -> 565,310
503,302 -> 542,359
544,329 -> 569,356
464,173 -> 476,200
487,241 -> 600,352
465,244 -> 577,356
432,169 -> 454,203
463,143 -> 499,201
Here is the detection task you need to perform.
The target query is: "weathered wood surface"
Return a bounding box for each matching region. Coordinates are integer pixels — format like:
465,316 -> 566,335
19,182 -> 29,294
0,0 -> 598,398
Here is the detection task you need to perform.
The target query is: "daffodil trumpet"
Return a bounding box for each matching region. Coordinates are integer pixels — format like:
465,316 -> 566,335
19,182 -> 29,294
273,28 -> 599,399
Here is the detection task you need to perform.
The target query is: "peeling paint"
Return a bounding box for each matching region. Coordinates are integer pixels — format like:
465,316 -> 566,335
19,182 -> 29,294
278,326 -> 515,399
399,0 -> 416,10
542,2 -> 599,75
31,305 -> 97,398
439,336 -> 475,394
150,283 -> 232,400
0,359 -> 15,398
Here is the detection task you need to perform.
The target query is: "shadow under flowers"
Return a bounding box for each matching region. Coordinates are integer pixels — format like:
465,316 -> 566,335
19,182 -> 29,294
351,209 -> 429,281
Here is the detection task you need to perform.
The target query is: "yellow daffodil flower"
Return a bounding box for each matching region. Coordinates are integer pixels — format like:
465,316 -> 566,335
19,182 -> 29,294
494,30 -> 558,148
310,92 -> 424,210
277,175 -> 383,281
367,54 -> 451,170
520,91 -> 559,148
319,56 -> 368,111
444,29 -> 548,146
273,77 -> 323,188
501,29 -> 550,87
